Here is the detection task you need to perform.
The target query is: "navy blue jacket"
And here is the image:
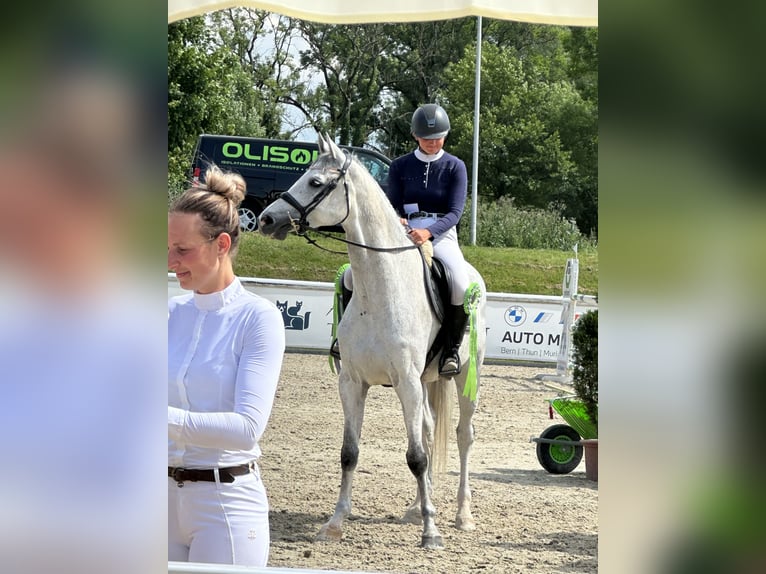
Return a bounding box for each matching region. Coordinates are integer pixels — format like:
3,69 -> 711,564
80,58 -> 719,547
384,150 -> 468,239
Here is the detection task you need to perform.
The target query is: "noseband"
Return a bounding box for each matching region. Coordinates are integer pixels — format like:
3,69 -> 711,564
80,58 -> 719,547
279,151 -> 353,232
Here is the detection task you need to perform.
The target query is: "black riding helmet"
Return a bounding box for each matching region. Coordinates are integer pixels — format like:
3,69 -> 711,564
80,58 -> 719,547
411,104 -> 450,140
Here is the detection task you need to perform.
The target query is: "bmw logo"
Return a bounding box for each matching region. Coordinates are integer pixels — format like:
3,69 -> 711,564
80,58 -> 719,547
504,305 -> 527,326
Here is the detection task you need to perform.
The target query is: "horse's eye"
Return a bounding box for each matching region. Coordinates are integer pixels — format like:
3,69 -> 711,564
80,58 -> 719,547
310,176 -> 323,187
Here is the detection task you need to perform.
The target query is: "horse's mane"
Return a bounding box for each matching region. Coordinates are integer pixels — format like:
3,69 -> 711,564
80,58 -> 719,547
311,148 -> 403,234
346,153 -> 403,231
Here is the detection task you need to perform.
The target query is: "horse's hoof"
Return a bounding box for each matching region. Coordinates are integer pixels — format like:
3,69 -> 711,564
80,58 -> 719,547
421,534 -> 444,549
401,507 -> 423,525
315,523 -> 343,542
455,515 -> 476,532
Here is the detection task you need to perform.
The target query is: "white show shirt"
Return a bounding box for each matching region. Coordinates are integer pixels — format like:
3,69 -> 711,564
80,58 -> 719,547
168,277 -> 285,468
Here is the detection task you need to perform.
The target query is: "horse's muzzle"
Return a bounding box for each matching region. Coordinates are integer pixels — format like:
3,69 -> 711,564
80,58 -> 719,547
257,213 -> 290,240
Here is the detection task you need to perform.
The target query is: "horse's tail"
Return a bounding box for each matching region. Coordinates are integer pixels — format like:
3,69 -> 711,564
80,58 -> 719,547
426,379 -> 453,476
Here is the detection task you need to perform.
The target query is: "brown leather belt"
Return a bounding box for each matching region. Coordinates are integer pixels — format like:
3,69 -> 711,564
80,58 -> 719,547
168,462 -> 253,486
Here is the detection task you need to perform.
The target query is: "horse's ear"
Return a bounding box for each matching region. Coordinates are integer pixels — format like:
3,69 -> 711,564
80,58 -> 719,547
317,133 -> 343,161
322,132 -> 338,159
317,132 -> 329,155
324,133 -> 343,160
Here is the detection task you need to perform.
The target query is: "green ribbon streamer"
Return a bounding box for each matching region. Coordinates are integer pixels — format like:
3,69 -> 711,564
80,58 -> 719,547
462,282 -> 481,401
329,263 -> 350,374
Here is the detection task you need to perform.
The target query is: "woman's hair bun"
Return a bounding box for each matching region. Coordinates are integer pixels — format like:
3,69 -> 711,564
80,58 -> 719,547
203,165 -> 246,207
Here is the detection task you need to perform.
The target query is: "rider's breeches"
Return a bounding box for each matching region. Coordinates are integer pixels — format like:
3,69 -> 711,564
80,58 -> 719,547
342,225 -> 470,306
431,227 -> 470,305
168,466 -> 270,566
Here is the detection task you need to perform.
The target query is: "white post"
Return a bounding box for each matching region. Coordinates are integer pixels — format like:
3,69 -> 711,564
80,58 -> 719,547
537,253 -> 579,385
469,16 -> 482,246
556,257 -> 579,375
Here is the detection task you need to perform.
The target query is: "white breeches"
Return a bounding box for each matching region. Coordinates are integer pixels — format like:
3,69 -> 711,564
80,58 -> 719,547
428,226 -> 470,306
168,466 -> 270,566
343,219 -> 470,306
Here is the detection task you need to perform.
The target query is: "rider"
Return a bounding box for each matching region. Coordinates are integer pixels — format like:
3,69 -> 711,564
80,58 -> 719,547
385,103 -> 471,375
337,103 -> 471,375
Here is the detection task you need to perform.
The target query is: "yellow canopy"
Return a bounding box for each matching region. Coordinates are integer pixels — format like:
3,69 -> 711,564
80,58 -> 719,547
168,0 -> 598,26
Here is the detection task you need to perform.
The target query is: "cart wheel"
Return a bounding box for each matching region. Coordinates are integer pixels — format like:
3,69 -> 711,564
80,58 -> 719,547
536,424 -> 583,474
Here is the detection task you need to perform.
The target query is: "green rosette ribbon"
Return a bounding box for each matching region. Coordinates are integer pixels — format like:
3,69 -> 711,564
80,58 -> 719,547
462,282 -> 482,401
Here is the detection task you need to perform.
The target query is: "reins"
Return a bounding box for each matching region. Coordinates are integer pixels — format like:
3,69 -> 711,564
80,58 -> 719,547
281,151 -> 421,255
290,224 -> 422,255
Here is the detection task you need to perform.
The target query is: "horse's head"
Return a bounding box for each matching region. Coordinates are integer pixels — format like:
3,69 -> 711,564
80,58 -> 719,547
258,133 -> 352,239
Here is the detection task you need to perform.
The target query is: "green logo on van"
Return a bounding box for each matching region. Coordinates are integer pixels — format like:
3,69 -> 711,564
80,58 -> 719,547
222,142 -> 318,165
291,149 -> 312,164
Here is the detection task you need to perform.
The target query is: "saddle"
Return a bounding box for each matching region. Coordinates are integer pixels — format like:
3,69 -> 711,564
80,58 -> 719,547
422,256 -> 448,321
421,254 -> 453,368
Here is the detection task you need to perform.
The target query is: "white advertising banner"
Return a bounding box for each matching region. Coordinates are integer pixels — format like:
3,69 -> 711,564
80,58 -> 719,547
485,293 -> 596,363
168,274 -> 597,363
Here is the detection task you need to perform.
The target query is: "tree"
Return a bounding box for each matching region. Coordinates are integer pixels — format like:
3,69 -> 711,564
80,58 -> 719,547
379,19 -> 477,156
442,39 -> 597,234
288,21 -> 395,146
444,44 -> 573,204
167,15 -> 274,195
572,309 -> 598,429
563,26 -> 598,235
207,9 -> 296,138
286,18 -> 476,154
565,26 -> 598,106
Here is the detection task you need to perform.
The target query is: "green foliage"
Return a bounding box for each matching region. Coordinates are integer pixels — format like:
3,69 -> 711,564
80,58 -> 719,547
459,197 -> 595,250
443,39 -> 597,235
565,26 -> 598,105
166,15 -> 598,234
167,13 -> 279,195
376,19 -> 478,155
293,21 -> 395,146
571,309 -> 598,431
290,19 -> 477,151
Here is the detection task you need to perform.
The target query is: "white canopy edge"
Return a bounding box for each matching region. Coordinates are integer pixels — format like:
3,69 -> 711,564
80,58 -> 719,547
168,0 -> 598,26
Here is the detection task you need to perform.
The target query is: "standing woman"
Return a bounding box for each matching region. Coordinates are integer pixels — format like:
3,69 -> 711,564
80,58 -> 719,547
167,166 -> 285,566
385,103 -> 471,375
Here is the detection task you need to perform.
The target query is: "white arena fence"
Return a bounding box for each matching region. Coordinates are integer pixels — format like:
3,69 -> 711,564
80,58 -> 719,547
168,263 -> 596,365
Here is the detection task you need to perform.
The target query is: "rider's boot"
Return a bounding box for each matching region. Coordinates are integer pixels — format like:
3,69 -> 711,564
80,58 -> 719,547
439,304 -> 469,376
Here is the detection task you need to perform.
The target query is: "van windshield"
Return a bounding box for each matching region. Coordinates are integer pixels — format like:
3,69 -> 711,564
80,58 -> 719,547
355,152 -> 389,186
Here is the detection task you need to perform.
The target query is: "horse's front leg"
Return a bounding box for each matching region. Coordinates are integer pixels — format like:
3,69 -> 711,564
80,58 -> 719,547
316,373 -> 369,543
454,374 -> 478,531
397,380 -> 443,549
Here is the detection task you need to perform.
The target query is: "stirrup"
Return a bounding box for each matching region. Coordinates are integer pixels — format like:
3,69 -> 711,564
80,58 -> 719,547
439,352 -> 461,376
330,338 -> 341,360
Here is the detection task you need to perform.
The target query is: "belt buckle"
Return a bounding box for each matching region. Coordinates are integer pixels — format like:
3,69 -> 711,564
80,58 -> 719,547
171,467 -> 186,487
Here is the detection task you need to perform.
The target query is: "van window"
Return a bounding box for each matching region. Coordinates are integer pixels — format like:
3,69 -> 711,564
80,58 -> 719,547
355,151 -> 389,185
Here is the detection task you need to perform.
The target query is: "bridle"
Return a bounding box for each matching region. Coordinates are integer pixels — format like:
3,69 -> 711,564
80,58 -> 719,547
279,151 -> 353,231
277,151 -> 420,255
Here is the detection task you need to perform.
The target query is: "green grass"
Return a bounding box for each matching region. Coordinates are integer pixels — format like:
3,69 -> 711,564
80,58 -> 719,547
235,232 -> 597,297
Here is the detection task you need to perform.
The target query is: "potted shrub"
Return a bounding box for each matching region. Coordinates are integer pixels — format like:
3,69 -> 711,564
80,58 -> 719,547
571,309 -> 598,480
